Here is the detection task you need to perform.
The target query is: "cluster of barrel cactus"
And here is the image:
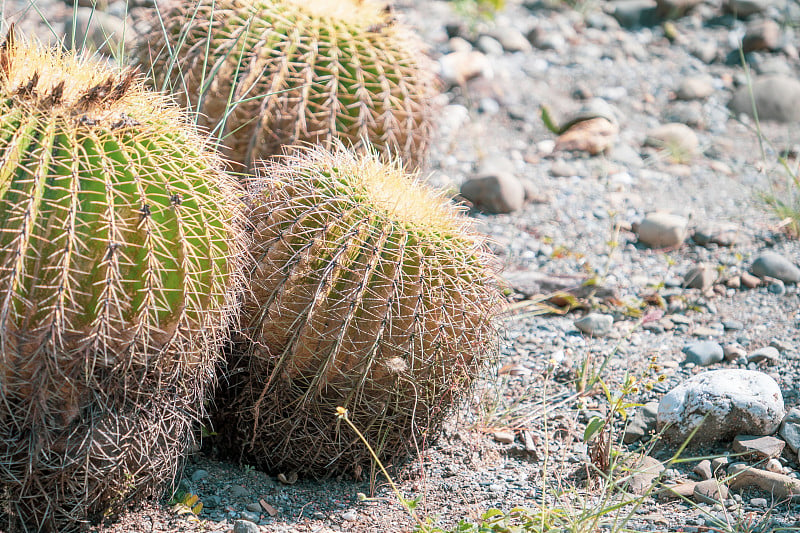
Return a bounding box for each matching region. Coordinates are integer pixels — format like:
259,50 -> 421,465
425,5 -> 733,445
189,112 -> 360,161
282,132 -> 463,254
0,0 -> 502,529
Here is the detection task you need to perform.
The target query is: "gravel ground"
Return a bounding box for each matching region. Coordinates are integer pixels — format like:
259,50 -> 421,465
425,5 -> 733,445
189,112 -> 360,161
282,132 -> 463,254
5,0 -> 800,531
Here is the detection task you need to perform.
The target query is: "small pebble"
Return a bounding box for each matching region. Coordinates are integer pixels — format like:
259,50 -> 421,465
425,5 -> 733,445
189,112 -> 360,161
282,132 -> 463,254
750,497 -> 768,507
190,469 -> 208,483
233,519 -> 259,533
682,341 -> 724,366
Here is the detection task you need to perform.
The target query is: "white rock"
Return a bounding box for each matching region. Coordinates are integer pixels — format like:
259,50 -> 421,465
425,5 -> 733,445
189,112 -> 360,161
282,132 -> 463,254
637,212 -> 688,248
460,173 -> 525,214
657,369 -> 784,446
779,407 -> 800,453
438,51 -> 493,86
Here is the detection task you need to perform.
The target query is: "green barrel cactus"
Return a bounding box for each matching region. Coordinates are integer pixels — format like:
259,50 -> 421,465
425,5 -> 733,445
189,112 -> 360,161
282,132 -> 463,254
215,144 -> 501,478
0,33 -> 243,531
138,0 -> 438,171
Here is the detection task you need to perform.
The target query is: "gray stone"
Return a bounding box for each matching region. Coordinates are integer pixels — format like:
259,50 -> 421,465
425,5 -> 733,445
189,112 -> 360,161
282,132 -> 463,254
712,456 -> 730,473
742,19 -> 782,52
682,341 -> 724,366
732,435 -> 786,460
741,271 -> 762,288
750,252 -> 800,284
476,35 -> 504,56
728,464 -> 800,499
439,51 -> 492,86
228,485 -> 251,499
246,502 -> 262,512
656,0 -> 703,18
644,123 -> 699,159
657,481 -> 697,500
693,479 -> 729,504
657,369 -> 785,446
550,160 -> 578,177
190,469 -> 208,483
460,173 -> 525,214
663,101 -> 705,128
488,27 -> 532,53
676,76 -> 714,100
240,511 -> 260,523
768,279 -> 786,295
693,223 -> 748,247
751,497 -> 768,507
342,510 -> 358,521
638,212 -> 688,248
766,458 -> 783,473
627,455 -> 664,495
722,320 -> 744,331
64,8 -> 130,57
747,346 -> 781,365
693,459 -> 713,480
611,0 -> 659,28
528,27 -> 566,51
690,40 -> 719,63
780,408 -> 800,453
493,430 -> 515,444
203,495 -> 221,509
574,313 -> 614,336
729,76 -> 800,123
726,0 -> 774,17
623,401 -> 659,443
684,265 -> 718,291
234,520 -> 259,533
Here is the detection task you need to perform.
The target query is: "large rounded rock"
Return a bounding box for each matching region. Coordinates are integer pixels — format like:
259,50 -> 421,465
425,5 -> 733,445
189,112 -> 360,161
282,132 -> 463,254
461,173 -> 525,214
637,212 -> 688,248
729,76 -> 800,123
657,370 -> 784,447
750,251 -> 800,284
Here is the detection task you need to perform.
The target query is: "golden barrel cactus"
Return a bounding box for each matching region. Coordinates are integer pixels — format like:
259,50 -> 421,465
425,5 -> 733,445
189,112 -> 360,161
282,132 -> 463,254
216,144 -> 500,478
0,33 -> 243,531
138,0 -> 438,171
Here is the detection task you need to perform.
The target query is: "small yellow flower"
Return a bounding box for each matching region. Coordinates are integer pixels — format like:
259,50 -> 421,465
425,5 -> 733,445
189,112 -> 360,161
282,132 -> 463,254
336,406 -> 348,418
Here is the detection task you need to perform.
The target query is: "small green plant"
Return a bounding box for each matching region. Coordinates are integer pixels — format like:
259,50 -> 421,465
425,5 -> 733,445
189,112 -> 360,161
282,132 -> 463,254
418,506 -> 568,533
170,492 -> 204,522
450,0 -> 505,21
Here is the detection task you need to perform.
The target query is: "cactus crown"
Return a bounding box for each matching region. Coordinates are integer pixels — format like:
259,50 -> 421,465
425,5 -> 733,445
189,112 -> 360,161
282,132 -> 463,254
2,31 -> 147,123
275,144 -> 461,231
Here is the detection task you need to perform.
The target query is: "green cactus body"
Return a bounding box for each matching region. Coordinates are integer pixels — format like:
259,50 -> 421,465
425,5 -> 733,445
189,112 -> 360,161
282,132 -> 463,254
0,35 -> 243,531
139,0 -> 437,171
217,145 -> 499,478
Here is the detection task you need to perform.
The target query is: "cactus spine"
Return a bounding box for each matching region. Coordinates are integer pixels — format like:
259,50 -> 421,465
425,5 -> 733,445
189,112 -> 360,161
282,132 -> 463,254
138,0 -> 438,171
0,33 -> 243,531
216,144 -> 500,478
